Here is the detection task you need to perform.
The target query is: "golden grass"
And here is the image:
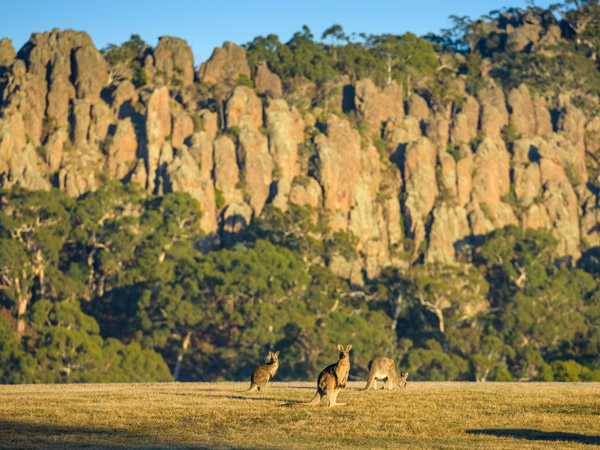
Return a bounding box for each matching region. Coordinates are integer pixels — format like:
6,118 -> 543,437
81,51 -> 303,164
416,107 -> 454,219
0,381 -> 599,449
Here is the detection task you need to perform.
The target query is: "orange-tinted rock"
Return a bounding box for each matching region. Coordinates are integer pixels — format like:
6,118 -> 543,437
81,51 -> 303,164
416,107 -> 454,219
164,147 -> 217,234
145,86 -> 171,191
73,44 -> 108,101
237,127 -> 272,215
72,100 -> 91,148
507,84 -> 536,136
225,85 -> 263,130
406,94 -> 429,122
355,79 -> 404,135
284,76 -> 316,110
265,98 -> 304,182
254,61 -> 282,98
106,118 -> 138,179
450,95 -> 479,146
314,114 -> 361,229
171,113 -> 194,149
289,176 -> 323,209
153,36 -> 195,86
403,137 -> 438,250
477,79 -> 509,143
0,38 -> 15,66
425,204 -> 470,265
197,41 -> 250,85
213,135 -> 241,205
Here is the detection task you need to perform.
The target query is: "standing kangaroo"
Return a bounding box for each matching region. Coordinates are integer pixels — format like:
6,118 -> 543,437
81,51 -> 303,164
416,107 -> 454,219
247,351 -> 279,392
286,344 -> 352,407
361,356 -> 408,390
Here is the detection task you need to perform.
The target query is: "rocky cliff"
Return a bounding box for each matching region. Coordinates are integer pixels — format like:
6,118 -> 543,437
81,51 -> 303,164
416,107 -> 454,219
0,19 -> 598,282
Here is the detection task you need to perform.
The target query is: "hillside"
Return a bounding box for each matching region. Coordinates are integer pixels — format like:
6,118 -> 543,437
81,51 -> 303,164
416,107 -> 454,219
1,1 -> 600,384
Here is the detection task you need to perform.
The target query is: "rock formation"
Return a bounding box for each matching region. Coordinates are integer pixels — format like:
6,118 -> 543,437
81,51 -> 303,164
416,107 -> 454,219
0,25 -> 598,282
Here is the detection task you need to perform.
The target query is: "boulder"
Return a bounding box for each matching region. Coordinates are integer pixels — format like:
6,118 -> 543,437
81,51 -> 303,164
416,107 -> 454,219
197,41 -> 250,85
254,61 -> 282,98
225,85 -> 263,130
153,36 -> 195,86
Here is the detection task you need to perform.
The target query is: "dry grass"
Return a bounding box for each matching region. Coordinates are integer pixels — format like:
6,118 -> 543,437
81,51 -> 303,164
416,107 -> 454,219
0,381 -> 599,449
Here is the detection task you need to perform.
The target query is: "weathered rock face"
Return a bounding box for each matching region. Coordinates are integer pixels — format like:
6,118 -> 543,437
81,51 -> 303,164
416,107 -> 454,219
144,85 -> 171,192
254,61 -> 282,98
314,114 -> 362,230
477,80 -> 509,143
225,86 -> 263,130
213,135 -> 242,205
450,95 -> 479,146
237,127 -> 272,215
426,204 -> 470,265
106,118 -> 138,179
507,84 -> 536,136
153,36 -> 194,86
264,99 -> 304,183
355,79 -> 404,135
164,147 -> 218,234
0,38 -> 16,67
0,28 -> 597,282
402,137 -> 438,252
197,41 -> 250,85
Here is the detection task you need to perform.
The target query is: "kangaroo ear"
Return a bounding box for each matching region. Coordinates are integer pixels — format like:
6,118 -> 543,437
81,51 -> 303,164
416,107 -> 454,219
405,372 -> 409,378
338,344 -> 344,352
268,351 -> 273,357
345,345 -> 352,351
274,351 -> 279,357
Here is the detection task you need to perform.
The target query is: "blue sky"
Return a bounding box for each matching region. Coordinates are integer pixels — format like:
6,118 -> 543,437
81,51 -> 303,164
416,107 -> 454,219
2,0 -> 557,65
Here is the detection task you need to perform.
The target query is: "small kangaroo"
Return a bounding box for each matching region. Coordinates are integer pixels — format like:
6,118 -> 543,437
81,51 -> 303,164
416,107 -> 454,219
246,351 -> 279,392
361,356 -> 408,390
286,344 -> 352,407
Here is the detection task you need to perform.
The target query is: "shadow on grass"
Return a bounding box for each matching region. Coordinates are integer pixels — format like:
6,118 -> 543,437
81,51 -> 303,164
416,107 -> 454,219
226,395 -> 283,402
467,429 -> 600,445
0,420 -> 281,450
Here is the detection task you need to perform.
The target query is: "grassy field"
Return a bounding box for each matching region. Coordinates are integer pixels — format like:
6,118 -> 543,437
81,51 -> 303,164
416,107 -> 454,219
0,381 -> 599,449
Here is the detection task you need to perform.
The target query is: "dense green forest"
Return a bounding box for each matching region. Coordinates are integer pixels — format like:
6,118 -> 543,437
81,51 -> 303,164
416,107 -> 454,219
1,183 -> 599,383
2,0 -> 600,383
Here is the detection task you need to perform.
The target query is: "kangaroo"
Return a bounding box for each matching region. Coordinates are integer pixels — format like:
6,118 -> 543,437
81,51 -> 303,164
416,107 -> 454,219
286,344 -> 352,407
361,356 -> 408,390
247,351 -> 279,392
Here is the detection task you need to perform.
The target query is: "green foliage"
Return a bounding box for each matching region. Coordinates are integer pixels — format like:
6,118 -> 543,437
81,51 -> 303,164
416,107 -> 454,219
101,34 -> 146,66
191,114 -> 205,133
214,189 -> 225,209
101,34 -> 148,87
236,73 -> 254,88
245,27 -> 440,90
131,62 -> 148,88
446,145 -> 463,163
501,123 -> 521,147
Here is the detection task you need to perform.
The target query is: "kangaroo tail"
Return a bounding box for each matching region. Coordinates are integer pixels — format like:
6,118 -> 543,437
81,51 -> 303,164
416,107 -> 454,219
360,374 -> 376,391
282,391 -> 321,407
245,383 -> 258,393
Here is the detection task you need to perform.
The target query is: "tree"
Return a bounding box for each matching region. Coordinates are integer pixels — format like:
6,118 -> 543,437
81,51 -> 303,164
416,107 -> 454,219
322,24 -> 347,61
0,188 -> 71,335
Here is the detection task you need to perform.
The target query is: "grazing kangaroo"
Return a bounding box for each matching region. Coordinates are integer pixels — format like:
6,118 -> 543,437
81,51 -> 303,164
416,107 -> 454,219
361,356 -> 408,390
247,351 -> 279,392
286,344 -> 352,407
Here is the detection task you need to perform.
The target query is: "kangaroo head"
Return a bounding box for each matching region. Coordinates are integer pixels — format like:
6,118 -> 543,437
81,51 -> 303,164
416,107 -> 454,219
337,344 -> 352,359
268,351 -> 280,363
